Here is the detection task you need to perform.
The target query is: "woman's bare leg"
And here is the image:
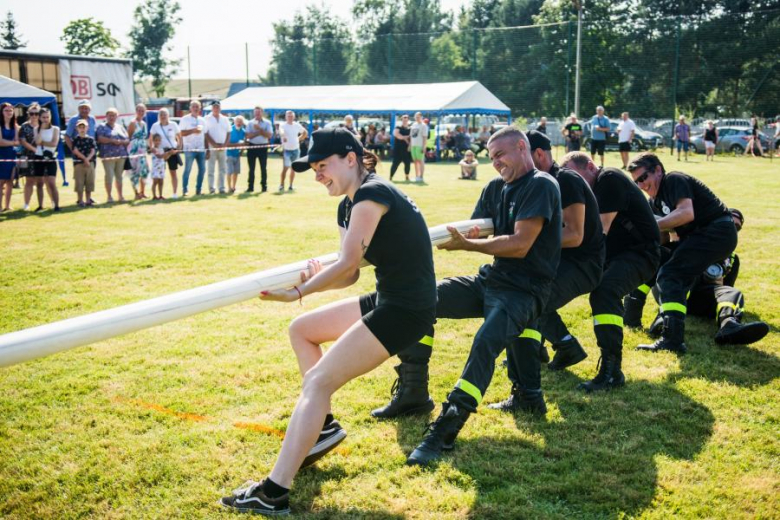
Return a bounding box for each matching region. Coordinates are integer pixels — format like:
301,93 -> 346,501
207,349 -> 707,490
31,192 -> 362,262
44,176 -> 59,208
269,320 -> 389,488
288,296 -> 362,377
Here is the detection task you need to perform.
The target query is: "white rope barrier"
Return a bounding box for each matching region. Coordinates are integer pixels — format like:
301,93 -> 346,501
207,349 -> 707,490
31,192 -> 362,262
0,218 -> 494,368
1,143 -> 279,163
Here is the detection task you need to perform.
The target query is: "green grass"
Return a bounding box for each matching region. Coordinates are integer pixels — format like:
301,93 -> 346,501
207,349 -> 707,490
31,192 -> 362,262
0,149 -> 778,519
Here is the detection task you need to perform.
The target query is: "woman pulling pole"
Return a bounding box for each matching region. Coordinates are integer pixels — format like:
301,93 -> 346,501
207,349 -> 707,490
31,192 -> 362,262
220,127 -> 437,515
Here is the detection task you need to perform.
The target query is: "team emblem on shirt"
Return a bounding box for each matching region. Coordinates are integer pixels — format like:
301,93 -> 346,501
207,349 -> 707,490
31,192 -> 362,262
509,202 -> 515,219
661,201 -> 671,215
406,196 -> 420,213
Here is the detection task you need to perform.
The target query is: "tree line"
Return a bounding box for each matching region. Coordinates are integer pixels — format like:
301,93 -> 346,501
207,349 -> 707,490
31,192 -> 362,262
265,0 -> 780,118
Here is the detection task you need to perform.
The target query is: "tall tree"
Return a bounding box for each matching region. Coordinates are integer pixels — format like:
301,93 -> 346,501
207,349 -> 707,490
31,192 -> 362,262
60,18 -> 120,57
126,0 -> 182,97
1,11 -> 26,50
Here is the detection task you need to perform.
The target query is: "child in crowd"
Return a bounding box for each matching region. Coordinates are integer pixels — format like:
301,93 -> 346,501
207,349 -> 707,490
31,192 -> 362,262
150,133 -> 169,200
459,149 -> 478,180
226,116 -> 246,194
71,120 -> 97,207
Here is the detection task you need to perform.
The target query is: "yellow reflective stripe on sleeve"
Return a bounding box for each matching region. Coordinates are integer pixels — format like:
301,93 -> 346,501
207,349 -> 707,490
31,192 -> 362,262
518,329 -> 542,342
455,379 -> 483,405
593,314 -> 624,327
637,284 -> 651,295
419,335 -> 434,347
661,302 -> 687,314
717,301 -> 738,312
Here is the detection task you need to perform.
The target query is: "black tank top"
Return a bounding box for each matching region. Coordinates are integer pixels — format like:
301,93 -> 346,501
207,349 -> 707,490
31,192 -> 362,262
704,128 -> 717,142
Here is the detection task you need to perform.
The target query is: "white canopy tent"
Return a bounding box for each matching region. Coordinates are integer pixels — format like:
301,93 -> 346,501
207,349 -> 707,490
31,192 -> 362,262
220,80 -> 511,155
220,81 -> 511,117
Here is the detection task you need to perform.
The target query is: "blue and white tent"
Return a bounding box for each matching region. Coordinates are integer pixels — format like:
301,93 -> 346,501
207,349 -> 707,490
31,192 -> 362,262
0,75 -> 66,183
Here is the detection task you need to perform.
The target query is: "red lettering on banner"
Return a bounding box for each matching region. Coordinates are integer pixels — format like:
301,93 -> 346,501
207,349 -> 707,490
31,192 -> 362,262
71,76 -> 92,100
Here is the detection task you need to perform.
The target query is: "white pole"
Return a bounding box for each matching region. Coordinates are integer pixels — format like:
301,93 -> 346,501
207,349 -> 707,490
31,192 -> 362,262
574,1 -> 583,118
0,219 -> 494,368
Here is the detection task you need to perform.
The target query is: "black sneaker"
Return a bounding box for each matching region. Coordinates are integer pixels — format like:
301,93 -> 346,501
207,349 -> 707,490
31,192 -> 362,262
219,480 -> 290,515
300,419 -> 347,468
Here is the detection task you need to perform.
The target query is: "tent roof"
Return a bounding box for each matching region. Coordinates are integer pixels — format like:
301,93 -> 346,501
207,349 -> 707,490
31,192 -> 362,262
0,75 -> 56,104
220,81 -> 510,115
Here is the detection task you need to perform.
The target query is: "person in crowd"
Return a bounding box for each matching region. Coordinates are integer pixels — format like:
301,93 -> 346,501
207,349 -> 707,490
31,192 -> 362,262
491,131 -> 603,409
179,100 -> 207,196
474,125 -> 491,156
629,152 -> 737,355
19,103 -> 41,211
359,127 -> 367,146
149,133 -> 170,200
95,107 -> 129,203
458,149 -> 478,180
71,119 -> 97,208
0,102 -> 18,212
560,151 -> 660,392
775,118 -> 780,158
536,116 -> 548,135
745,116 -> 764,157
244,106 -> 273,193
617,112 -> 636,169
410,112 -> 429,183
279,110 -> 308,192
64,99 -> 96,153
366,124 -> 377,149
226,115 -> 246,194
343,114 -> 358,136
390,114 -> 412,181
674,115 -> 691,162
374,127 -> 390,157
624,209 -> 768,347
126,103 -> 150,200
443,128 -> 458,159
33,108 -> 61,212
149,108 -> 182,198
590,106 -> 610,167
703,120 -> 718,162
205,101 -> 231,194
220,128 -> 436,515
563,114 -> 583,152
404,127 -> 561,465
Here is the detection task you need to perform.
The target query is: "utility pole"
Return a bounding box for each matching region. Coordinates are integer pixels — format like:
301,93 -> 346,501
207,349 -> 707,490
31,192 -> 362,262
573,0 -> 583,117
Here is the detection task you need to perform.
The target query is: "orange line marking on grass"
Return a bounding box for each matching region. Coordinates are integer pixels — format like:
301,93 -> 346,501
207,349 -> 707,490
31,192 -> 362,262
115,396 -> 349,456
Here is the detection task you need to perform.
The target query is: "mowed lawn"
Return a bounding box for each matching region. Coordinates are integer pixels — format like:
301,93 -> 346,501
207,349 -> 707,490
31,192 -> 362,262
0,148 -> 778,519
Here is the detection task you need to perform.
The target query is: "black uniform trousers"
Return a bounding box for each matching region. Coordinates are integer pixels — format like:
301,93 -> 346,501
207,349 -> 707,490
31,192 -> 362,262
389,148 -> 411,179
687,283 -> 744,324
398,267 -> 548,412
656,218 -> 737,320
506,256 -> 602,384
246,147 -> 268,191
585,250 -> 659,359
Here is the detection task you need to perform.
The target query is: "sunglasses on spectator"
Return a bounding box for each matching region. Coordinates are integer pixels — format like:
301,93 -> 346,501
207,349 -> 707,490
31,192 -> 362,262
633,170 -> 650,185
29,112 -> 40,116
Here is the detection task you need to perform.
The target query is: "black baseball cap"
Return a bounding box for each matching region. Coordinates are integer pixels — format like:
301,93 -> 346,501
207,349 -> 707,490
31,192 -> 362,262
729,208 -> 744,223
292,127 -> 364,173
527,129 -> 551,151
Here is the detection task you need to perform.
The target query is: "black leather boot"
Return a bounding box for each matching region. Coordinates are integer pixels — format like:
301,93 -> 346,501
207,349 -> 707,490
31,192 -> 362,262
648,312 -> 664,338
637,314 -> 687,354
487,385 -> 547,414
623,295 -> 646,329
371,363 -> 435,419
577,351 -> 625,392
547,337 -> 588,371
406,402 -> 471,466
714,317 -> 769,345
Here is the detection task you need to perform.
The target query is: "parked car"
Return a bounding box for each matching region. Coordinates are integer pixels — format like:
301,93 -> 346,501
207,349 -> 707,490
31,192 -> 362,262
690,126 -> 771,154
582,121 -> 663,151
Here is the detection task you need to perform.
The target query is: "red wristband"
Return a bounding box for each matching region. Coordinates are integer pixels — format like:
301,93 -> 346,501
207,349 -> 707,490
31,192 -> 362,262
293,285 -> 303,305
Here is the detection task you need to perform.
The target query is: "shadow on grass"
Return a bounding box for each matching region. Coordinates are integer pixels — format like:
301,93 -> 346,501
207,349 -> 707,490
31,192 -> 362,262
391,377 -> 713,518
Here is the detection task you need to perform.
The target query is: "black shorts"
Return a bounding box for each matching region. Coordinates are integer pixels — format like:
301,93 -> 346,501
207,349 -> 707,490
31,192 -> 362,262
33,155 -> 57,177
359,292 -> 435,356
591,140 -> 606,155
618,141 -> 631,152
164,148 -> 182,170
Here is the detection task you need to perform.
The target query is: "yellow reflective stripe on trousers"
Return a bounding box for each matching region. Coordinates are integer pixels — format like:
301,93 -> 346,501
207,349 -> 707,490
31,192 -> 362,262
717,301 -> 739,312
455,379 -> 483,405
593,314 -> 624,327
637,284 -> 651,295
518,329 -> 542,342
661,302 -> 687,313
419,335 -> 434,347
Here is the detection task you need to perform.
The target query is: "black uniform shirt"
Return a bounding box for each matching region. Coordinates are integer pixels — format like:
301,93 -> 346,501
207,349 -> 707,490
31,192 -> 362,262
594,167 -> 660,259
549,162 -> 604,263
564,123 -> 583,141
393,126 -> 410,151
650,172 -> 729,238
471,170 -> 562,292
337,173 -> 436,309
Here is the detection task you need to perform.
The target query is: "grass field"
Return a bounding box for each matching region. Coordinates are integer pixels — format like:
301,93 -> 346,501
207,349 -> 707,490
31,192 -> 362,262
1,149 -> 778,519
